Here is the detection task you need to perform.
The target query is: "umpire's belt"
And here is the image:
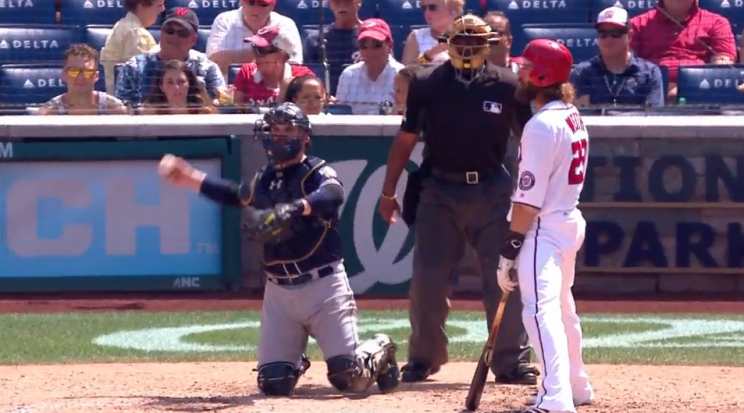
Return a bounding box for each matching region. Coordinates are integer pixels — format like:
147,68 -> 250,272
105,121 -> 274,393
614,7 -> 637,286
266,261 -> 342,286
430,168 -> 496,185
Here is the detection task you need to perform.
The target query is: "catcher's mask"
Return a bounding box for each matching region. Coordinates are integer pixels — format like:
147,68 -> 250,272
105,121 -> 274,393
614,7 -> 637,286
254,102 -> 312,165
446,14 -> 495,84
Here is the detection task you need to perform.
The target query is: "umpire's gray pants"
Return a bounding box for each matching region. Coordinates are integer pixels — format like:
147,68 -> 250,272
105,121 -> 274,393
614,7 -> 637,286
407,167 -> 530,375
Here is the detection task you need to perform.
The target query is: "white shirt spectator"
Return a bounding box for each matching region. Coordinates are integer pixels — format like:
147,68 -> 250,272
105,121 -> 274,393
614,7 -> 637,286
336,56 -> 404,114
413,27 -> 449,63
206,8 -> 303,64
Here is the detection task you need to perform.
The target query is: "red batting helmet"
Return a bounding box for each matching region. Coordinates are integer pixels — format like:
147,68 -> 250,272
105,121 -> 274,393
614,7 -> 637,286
519,39 -> 573,88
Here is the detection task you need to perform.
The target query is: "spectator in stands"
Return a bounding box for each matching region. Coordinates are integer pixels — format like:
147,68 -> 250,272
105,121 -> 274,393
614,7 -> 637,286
233,25 -> 315,109
141,60 -> 214,115
304,0 -> 364,95
401,0 -> 462,65
630,0 -> 736,98
392,64 -> 426,115
206,0 -> 303,76
100,0 -> 164,95
740,28 -> 744,63
284,75 -> 327,115
116,8 -> 225,108
483,11 -> 521,73
336,19 -> 404,114
571,7 -> 664,108
38,44 -> 127,116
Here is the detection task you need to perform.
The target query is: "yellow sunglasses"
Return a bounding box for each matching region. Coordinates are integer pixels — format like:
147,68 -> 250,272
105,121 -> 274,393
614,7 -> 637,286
65,68 -> 97,78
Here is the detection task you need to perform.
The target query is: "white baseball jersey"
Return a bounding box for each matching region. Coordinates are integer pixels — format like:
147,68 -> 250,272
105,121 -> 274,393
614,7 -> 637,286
508,100 -> 589,223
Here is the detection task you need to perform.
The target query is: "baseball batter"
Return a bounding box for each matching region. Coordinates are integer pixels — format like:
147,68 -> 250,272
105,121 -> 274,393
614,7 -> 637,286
495,40 -> 595,413
158,103 -> 400,396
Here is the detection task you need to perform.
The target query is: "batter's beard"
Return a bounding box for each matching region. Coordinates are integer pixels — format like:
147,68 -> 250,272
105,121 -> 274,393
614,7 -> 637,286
515,82 -> 539,104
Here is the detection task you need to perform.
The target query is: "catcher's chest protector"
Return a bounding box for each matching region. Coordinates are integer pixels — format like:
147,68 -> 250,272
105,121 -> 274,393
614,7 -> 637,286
257,157 -> 341,268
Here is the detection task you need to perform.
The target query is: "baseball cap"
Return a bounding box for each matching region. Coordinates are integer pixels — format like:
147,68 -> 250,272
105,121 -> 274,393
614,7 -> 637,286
244,24 -> 295,55
595,6 -> 630,29
357,19 -> 393,42
163,7 -> 199,32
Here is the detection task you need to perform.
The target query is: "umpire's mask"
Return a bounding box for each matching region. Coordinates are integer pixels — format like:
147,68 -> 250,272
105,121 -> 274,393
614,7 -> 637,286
447,14 -> 495,84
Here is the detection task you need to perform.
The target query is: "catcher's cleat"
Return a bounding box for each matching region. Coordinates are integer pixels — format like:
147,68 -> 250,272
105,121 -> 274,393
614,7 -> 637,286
298,354 -> 311,377
372,334 -> 400,393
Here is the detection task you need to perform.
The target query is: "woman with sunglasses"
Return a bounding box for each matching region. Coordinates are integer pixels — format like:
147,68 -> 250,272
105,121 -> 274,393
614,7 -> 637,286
400,0 -> 463,65
283,75 -> 328,115
141,60 -> 215,115
38,44 -> 128,116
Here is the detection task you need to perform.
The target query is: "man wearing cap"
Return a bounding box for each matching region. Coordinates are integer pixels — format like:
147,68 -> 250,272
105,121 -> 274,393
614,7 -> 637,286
116,7 -> 225,107
233,24 -> 316,109
571,6 -> 664,108
335,18 -> 403,114
206,0 -> 303,77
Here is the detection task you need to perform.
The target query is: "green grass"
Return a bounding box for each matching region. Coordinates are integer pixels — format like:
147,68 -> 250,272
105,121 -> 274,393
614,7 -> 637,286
2,310 -> 744,366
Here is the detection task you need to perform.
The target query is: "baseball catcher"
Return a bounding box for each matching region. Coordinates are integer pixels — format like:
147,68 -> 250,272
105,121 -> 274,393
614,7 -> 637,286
159,102 -> 400,396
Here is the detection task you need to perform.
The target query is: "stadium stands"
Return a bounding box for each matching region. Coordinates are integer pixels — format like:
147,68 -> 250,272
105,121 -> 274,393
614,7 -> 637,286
0,0 -> 742,112
676,65 -> 744,105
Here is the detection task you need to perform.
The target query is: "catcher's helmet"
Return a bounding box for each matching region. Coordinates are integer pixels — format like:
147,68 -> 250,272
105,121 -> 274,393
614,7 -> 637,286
445,14 -> 495,84
255,102 -> 312,165
519,39 -> 573,88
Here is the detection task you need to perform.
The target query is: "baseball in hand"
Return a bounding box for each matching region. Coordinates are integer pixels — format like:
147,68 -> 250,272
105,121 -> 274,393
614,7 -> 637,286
159,154 -> 177,176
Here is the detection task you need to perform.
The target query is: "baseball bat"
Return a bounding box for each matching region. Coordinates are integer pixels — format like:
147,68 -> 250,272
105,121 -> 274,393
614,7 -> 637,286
464,290 -> 510,411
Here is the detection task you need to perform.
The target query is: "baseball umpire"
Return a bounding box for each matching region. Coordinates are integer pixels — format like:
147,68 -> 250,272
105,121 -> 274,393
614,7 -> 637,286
378,14 -> 537,385
160,102 -> 400,396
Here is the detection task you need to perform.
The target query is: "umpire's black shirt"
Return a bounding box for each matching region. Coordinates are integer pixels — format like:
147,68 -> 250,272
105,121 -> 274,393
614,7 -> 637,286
401,62 -> 532,172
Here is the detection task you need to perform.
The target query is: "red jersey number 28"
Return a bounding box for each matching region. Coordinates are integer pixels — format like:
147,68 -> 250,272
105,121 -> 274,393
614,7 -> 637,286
568,138 -> 588,185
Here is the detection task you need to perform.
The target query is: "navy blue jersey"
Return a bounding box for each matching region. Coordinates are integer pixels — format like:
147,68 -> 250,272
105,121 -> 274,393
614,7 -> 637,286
240,156 -> 344,275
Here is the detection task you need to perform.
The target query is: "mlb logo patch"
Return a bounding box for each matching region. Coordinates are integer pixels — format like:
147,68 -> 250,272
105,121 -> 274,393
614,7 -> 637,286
483,101 -> 502,114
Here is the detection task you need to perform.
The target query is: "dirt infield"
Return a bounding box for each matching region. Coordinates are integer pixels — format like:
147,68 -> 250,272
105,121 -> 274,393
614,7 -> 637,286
2,362 -> 744,413
2,293 -> 744,412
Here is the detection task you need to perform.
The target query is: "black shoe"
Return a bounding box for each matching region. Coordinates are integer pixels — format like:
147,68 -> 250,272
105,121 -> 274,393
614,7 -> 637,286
495,364 -> 539,385
401,362 -> 440,383
298,354 -> 311,377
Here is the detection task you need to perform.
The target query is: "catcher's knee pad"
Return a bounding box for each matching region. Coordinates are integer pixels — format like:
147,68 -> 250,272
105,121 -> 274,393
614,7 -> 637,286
257,362 -> 300,396
326,355 -> 369,393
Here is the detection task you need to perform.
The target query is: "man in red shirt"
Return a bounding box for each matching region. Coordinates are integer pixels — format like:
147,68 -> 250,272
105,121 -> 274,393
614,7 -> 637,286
234,24 -> 315,109
483,11 -> 522,73
630,0 -> 736,98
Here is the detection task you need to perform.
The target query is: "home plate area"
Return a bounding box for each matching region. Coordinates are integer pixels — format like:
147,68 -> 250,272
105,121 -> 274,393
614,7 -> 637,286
3,362 -> 744,412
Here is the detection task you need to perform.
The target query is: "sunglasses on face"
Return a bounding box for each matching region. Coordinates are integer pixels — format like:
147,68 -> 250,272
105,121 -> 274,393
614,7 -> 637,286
254,46 -> 281,56
598,29 -> 626,39
421,3 -> 437,11
65,68 -> 96,78
163,25 -> 192,38
358,40 -> 384,49
244,0 -> 271,7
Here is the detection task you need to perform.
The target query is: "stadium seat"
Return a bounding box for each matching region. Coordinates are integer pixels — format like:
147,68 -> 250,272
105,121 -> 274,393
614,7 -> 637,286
228,63 -> 241,84
659,65 -> 669,99
699,0 -> 742,27
0,1 -> 56,24
324,104 -> 353,114
676,65 -> 744,105
305,62 -> 326,79
275,0 -> 336,30
590,0 -> 655,19
169,0 -> 239,25
0,63 -> 68,106
196,26 -> 210,53
377,0 -> 426,27
0,25 -> 83,64
60,0 -> 127,26
512,24 -> 598,64
479,0 -> 593,25
85,25 -> 169,52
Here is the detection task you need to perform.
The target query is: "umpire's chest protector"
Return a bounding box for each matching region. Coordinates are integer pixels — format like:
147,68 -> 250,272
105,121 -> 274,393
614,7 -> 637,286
252,157 -> 342,270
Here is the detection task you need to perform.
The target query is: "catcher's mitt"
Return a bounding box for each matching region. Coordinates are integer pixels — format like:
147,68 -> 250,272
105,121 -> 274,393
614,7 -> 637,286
242,202 -> 303,244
